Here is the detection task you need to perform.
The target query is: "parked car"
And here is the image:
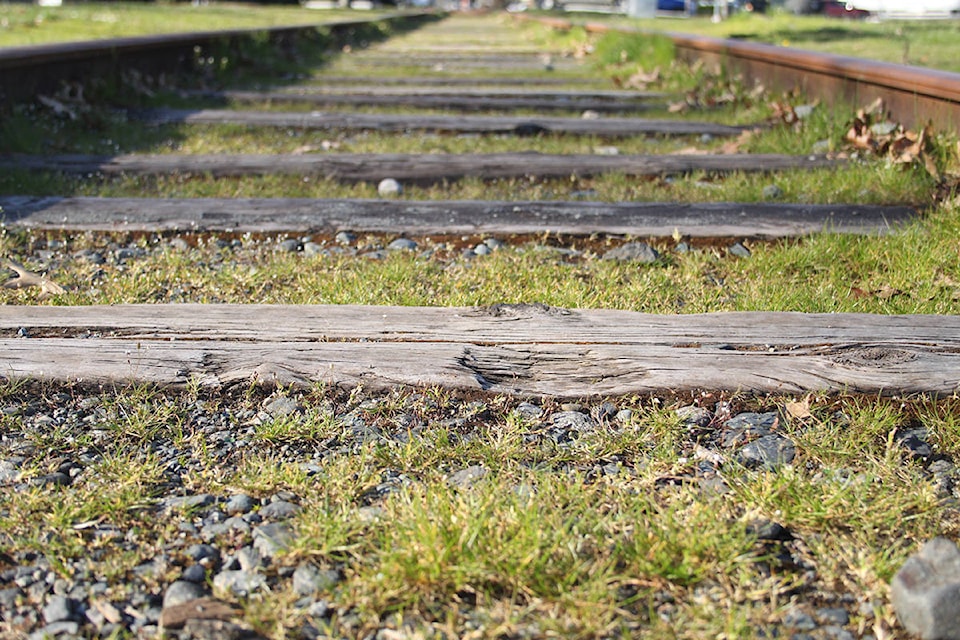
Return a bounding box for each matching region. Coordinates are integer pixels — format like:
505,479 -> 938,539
847,0 -> 960,15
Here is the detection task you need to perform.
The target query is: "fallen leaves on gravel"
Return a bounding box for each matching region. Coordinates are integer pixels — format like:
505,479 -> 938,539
844,98 -> 941,179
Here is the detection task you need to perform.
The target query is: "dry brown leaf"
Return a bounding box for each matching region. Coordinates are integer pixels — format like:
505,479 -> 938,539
785,396 -> 812,420
667,101 -> 688,114
625,66 -> 660,89
2,259 -> 66,298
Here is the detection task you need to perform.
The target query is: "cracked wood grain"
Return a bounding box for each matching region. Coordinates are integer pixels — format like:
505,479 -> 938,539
2,305 -> 958,396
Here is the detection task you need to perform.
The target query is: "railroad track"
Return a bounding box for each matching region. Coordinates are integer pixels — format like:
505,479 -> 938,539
1,12 -> 959,639
0,12 -> 953,395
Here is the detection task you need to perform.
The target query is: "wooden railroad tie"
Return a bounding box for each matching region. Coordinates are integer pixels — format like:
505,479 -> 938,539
0,196 -> 916,237
3,304 -> 958,396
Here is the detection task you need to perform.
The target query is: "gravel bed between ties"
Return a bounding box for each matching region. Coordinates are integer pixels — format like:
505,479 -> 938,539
1,381 -> 954,639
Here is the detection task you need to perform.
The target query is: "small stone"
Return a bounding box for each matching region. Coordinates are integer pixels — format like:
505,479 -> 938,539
42,595 -> 74,623
593,145 -> 619,155
378,178 -> 402,197
513,402 -> 543,420
259,500 -> 300,520
448,465 -> 488,488
277,239 -> 300,253
181,564 -> 207,583
762,184 -> 784,200
473,243 -> 491,256
302,242 -> 324,257
169,238 -> 190,252
236,546 -> 262,571
737,434 -> 796,471
746,519 -> 792,541
253,523 -> 294,558
185,544 -> 221,565
615,408 -> 634,423
581,109 -> 600,120
0,587 -> 20,609
31,472 -> 71,487
783,608 -> 817,630
263,396 -> 300,418
387,238 -> 417,251
483,238 -> 506,250
892,537 -> 960,640
166,494 -> 215,511
163,581 -> 206,608
794,104 -> 815,119
897,429 -> 933,460
676,405 -> 712,427
292,564 -> 340,596
725,412 -> 778,430
602,242 -> 659,263
335,231 -> 357,245
816,608 -> 850,625
30,621 -> 79,638
551,411 -> 596,432
225,494 -> 256,515
729,242 -> 752,258
213,570 -> 267,597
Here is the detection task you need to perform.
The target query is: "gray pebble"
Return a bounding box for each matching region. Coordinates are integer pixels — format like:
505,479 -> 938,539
225,494 -> 256,515
42,595 -> 74,623
615,408 -> 634,423
676,405 -> 712,427
213,570 -> 267,597
335,231 -> 357,245
378,178 -> 402,197
259,500 -> 300,520
762,184 -> 784,200
783,608 -> 817,630
169,238 -> 190,252
166,494 -> 215,511
473,244 -> 491,256
162,581 -> 206,608
892,537 -> 960,640
292,564 -> 340,596
602,242 -> 659,263
277,239 -> 300,253
0,587 -> 20,609
551,411 -> 596,432
738,434 -> 796,471
181,564 -> 207,583
30,621 -> 79,638
263,396 -> 301,418
816,608 -> 850,625
253,523 -> 294,558
387,238 -> 417,251
237,546 -> 262,571
729,242 -> 752,258
514,402 -> 543,420
483,238 -> 506,250
185,543 -> 220,565
303,242 -> 324,257
448,465 -> 488,488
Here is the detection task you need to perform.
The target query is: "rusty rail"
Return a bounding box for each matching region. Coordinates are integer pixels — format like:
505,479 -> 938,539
0,13 -> 436,104
525,15 -> 960,131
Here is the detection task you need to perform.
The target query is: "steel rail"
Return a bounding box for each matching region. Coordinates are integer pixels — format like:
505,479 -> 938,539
524,15 -> 960,131
0,12 -> 435,104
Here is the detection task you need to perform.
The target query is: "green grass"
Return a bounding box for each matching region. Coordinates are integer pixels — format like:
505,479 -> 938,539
0,2 -> 384,47
1,382 -> 954,637
545,10 -> 960,72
